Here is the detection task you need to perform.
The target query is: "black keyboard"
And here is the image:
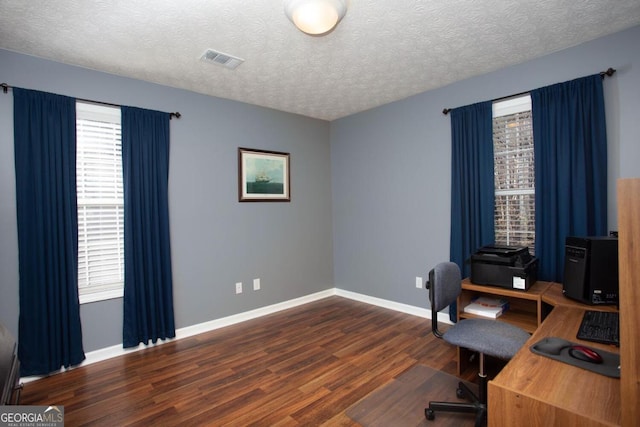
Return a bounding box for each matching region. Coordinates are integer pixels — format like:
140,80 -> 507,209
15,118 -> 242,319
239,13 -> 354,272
577,310 -> 619,346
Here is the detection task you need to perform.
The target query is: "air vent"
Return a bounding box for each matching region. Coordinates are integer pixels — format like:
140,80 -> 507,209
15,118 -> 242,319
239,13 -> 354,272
200,49 -> 244,70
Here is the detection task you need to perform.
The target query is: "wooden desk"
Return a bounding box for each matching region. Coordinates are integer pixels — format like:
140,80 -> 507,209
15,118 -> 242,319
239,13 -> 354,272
617,179 -> 640,426
459,279 -> 552,333
488,306 -> 621,426
485,179 -> 639,426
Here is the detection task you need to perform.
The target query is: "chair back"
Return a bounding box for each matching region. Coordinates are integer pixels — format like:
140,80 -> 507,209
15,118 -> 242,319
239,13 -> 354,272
427,262 -> 462,337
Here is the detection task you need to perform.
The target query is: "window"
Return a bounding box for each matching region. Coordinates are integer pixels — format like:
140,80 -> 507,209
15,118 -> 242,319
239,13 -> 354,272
76,102 -> 124,304
492,95 -> 535,253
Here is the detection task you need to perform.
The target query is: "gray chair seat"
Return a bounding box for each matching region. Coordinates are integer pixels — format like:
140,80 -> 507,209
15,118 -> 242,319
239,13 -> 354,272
443,318 -> 531,360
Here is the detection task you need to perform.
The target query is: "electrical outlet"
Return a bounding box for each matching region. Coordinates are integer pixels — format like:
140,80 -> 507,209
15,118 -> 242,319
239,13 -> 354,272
416,276 -> 423,289
253,278 -> 261,291
235,282 -> 242,294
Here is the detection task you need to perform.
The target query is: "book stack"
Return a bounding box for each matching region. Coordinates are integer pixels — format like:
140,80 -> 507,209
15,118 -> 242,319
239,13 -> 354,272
463,296 -> 509,318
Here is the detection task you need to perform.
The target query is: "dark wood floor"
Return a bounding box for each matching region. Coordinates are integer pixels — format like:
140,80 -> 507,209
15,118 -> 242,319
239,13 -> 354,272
20,296 -> 474,426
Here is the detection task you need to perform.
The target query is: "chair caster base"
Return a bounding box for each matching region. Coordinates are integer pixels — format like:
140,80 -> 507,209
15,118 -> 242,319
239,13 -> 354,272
425,407 -> 435,420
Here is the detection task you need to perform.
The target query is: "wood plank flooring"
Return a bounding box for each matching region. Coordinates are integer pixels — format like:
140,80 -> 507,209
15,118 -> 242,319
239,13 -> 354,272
20,296 -> 471,426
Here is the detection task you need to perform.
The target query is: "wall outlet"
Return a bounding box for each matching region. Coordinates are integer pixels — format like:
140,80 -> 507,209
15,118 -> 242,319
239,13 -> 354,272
253,278 -> 261,291
235,282 -> 242,294
416,276 -> 423,289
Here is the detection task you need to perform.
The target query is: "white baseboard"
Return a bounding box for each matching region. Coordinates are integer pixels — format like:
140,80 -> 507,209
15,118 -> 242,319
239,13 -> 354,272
335,288 -> 453,325
175,288 -> 336,340
23,287 -> 451,382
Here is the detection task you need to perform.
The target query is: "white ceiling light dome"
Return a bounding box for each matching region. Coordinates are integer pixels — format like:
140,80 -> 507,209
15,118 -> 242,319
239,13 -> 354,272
284,0 -> 348,35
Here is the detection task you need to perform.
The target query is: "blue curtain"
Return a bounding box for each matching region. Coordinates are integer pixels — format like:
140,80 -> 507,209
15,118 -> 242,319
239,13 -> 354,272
13,88 -> 85,376
532,74 -> 608,282
121,106 -> 175,348
449,101 -> 495,320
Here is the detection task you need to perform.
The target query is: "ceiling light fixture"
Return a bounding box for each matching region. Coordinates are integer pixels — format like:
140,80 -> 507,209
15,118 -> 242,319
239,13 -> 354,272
284,0 -> 347,35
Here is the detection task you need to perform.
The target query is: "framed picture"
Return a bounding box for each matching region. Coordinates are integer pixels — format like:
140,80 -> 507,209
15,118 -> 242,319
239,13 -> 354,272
238,148 -> 290,202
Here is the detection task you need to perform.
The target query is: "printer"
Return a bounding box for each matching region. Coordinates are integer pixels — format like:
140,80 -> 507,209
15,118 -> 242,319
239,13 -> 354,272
470,245 -> 538,290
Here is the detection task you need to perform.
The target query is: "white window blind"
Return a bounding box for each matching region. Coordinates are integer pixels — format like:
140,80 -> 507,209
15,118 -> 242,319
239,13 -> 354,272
492,95 -> 535,254
76,102 -> 124,304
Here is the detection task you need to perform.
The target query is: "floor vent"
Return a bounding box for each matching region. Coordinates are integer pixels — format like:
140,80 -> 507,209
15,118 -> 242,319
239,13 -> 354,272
200,49 -> 244,70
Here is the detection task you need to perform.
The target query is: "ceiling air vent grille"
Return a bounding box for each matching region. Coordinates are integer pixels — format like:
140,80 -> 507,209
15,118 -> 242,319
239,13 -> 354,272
200,49 -> 244,70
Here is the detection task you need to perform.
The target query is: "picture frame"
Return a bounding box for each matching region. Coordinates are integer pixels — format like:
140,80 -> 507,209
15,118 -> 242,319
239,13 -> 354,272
238,148 -> 290,202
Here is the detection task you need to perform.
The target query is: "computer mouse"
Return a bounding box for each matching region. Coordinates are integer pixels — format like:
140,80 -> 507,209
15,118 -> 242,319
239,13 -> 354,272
569,345 -> 603,364
532,337 -> 572,355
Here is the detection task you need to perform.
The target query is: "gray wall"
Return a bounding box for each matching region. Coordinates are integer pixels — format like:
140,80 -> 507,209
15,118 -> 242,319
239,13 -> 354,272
1,25 -> 639,355
0,50 -> 334,351
330,25 -> 640,306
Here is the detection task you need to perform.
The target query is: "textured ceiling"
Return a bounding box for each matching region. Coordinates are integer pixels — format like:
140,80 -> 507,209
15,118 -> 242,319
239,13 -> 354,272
1,0 -> 639,121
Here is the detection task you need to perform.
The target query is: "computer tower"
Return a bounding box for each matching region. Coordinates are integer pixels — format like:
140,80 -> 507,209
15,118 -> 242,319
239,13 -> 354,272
562,236 -> 618,305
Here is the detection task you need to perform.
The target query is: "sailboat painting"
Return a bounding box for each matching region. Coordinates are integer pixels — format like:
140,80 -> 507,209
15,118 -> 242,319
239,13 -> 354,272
238,148 -> 290,202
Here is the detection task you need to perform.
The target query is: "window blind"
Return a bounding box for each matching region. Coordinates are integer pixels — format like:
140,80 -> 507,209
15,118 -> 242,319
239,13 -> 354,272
493,96 -> 535,254
76,102 -> 124,303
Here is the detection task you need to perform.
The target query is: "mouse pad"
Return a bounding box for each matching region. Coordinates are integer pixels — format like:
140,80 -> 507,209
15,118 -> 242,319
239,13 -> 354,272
530,337 -> 620,378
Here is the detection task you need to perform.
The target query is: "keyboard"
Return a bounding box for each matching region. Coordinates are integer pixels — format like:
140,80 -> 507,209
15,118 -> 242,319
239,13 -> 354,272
577,310 -> 619,346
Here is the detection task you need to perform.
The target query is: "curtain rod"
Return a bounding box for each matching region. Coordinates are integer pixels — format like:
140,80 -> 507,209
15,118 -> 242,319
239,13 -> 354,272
0,82 -> 181,119
441,67 -> 616,115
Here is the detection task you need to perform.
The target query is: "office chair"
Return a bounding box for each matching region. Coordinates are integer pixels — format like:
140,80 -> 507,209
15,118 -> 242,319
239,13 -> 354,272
0,323 -> 22,405
424,262 -> 529,427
